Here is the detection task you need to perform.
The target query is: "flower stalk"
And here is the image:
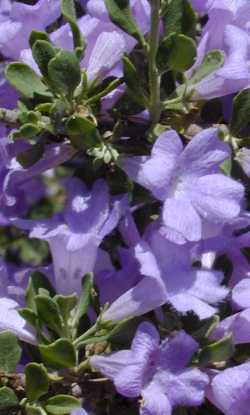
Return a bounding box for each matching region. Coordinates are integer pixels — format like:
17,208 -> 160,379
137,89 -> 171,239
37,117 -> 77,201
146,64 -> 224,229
148,0 -> 161,126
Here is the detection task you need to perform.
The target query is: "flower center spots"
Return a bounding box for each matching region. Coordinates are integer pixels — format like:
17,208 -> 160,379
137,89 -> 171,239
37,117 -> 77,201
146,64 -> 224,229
72,195 -> 90,213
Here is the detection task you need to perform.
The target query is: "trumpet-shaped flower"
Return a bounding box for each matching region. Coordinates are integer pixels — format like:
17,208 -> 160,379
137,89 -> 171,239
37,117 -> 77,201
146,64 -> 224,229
212,277 -> 250,344
103,223 -> 228,322
189,1 -> 250,99
91,322 -> 208,415
0,141 -> 74,221
0,0 -> 60,59
18,178 -> 127,295
0,258 -> 36,344
209,362 -> 250,414
122,128 -> 244,244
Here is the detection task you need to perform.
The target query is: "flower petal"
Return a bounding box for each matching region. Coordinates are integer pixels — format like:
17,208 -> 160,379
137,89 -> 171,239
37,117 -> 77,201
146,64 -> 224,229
140,383 -> 172,415
162,198 -> 202,243
192,174 -> 244,222
122,130 -> 183,201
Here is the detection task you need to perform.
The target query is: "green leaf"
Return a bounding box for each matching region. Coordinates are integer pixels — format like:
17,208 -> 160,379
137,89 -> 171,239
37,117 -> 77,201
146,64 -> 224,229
72,274 -> 93,328
39,338 -> 77,369
25,272 -> 56,312
189,50 -> 225,85
48,50 -> 81,96
157,33 -> 196,72
29,30 -> 51,48
67,116 -> 101,150
231,88 -> 250,136
32,40 -> 57,78
76,318 -> 131,348
104,0 -> 143,43
192,315 -> 220,343
86,78 -> 123,104
0,387 -> 18,409
199,334 -> 235,367
26,404 -> 48,415
0,332 -> 22,373
12,123 -> 41,140
162,0 -> 196,37
18,110 -> 41,125
17,143 -> 44,168
221,157 -> 232,176
45,395 -> 81,414
35,295 -> 64,335
54,294 -> 78,322
5,63 -> 51,98
50,99 -> 69,134
25,363 -> 49,402
61,0 -> 85,58
61,0 -> 76,20
35,103 -> 53,114
122,56 -> 148,106
19,308 -> 38,328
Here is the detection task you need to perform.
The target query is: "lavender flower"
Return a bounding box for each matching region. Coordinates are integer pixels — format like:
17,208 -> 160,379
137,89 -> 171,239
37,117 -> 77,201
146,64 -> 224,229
209,362 -> 250,414
197,215 -> 250,287
190,0 -> 211,13
122,128 -> 244,244
1,141 -> 75,221
103,223 -> 228,322
189,1 -> 250,99
0,0 -> 60,59
212,278 -> 250,344
0,298 -> 36,344
0,258 -> 36,344
91,322 -> 208,415
18,178 -> 127,295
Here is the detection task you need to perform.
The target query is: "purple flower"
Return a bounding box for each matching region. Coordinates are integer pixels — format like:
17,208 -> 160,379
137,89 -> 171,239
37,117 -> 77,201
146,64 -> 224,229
212,308 -> 250,345
91,322 -> 208,415
212,278 -> 250,344
82,30 -> 126,82
191,25 -> 250,99
0,64 -> 19,110
197,215 -> 250,287
232,278 -> 250,309
1,141 -> 75,221
209,362 -> 250,414
145,226 -> 229,318
0,258 -> 36,344
18,178 -> 127,295
190,0 -> 211,13
122,128 -> 244,244
103,221 -> 228,322
0,0 -> 61,59
188,1 -> 250,99
95,246 -> 140,307
0,298 -> 36,344
101,212 -> 228,321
